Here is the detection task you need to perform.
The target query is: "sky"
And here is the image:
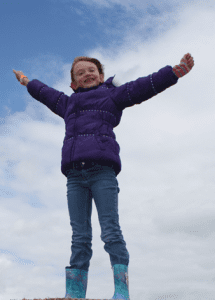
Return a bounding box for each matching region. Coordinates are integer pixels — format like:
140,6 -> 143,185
1,0 -> 215,299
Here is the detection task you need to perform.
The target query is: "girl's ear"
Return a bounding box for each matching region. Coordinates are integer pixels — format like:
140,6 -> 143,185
70,82 -> 77,90
100,74 -> 105,83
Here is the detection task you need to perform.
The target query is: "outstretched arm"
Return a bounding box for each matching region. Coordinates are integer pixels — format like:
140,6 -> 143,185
172,53 -> 195,78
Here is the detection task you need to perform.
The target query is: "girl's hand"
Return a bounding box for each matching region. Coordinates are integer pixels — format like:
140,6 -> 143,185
13,69 -> 29,86
13,69 -> 24,82
173,53 -> 195,78
180,53 -> 194,69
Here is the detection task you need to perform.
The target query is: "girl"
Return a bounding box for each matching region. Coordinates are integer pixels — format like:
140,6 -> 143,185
13,53 -> 194,300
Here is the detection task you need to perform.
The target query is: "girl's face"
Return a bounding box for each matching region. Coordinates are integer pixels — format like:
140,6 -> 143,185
71,61 -> 104,90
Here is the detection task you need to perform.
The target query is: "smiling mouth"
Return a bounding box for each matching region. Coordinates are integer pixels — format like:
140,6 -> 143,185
85,78 -> 94,83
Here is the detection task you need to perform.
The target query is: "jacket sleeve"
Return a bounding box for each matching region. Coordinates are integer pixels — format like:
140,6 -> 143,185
110,66 -> 179,111
27,79 -> 69,119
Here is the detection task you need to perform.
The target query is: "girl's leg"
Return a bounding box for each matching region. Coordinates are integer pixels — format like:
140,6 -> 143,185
90,165 -> 129,267
66,168 -> 93,271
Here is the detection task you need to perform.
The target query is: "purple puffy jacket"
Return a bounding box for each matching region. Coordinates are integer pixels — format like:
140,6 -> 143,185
27,65 -> 178,177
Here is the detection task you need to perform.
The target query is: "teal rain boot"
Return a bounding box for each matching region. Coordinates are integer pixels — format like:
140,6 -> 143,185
111,264 -> 130,300
65,267 -> 88,299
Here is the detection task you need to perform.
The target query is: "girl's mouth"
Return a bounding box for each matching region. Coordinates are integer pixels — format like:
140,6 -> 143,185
85,78 -> 94,83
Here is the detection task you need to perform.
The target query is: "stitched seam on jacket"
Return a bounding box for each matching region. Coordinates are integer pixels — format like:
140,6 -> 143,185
39,86 -> 46,95
150,74 -> 158,95
64,134 -> 114,142
38,87 -> 62,114
55,94 -> 62,113
69,110 -> 116,119
126,82 -> 134,104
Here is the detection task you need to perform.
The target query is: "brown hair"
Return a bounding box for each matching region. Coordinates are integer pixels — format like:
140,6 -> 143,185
70,56 -> 105,82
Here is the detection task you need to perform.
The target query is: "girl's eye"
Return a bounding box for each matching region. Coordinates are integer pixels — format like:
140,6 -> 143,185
79,70 -> 94,76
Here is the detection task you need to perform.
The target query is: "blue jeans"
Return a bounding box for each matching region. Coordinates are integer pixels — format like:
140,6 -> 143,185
65,161 -> 129,272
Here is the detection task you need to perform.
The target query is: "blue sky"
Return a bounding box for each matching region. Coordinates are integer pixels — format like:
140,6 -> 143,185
1,0 -> 215,299
3,0 -> 180,119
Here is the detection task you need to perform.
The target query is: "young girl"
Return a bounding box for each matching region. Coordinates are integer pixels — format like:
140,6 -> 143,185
13,53 -> 194,300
